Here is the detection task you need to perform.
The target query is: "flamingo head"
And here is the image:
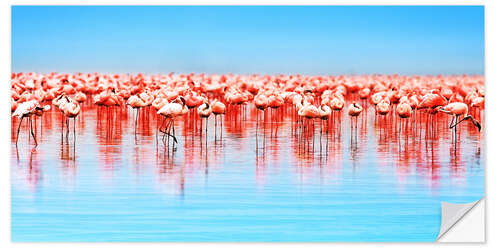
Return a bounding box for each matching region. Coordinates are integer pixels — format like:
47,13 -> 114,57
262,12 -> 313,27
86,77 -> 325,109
466,115 -> 482,132
175,96 -> 186,106
304,89 -> 313,95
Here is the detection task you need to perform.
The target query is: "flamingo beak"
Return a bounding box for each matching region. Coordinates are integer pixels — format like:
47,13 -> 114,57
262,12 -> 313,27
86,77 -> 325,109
470,117 -> 482,132
475,122 -> 482,132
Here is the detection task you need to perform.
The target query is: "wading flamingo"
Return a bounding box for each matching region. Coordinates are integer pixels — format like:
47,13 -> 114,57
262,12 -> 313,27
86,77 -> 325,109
157,96 -> 188,147
347,102 -> 363,129
211,99 -> 226,139
12,100 -> 49,146
396,102 -> 412,118
376,100 -> 391,116
197,102 -> 212,136
60,99 -> 81,142
439,102 -> 481,140
298,103 -> 319,136
417,90 -> 448,136
254,93 -> 269,135
127,95 -> 147,138
318,104 -> 332,148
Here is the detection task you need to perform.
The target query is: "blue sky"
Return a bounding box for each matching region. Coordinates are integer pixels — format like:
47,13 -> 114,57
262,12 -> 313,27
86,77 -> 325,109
11,6 -> 484,75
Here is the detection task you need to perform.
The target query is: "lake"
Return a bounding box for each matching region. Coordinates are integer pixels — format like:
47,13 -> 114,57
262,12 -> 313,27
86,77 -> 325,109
11,102 -> 485,242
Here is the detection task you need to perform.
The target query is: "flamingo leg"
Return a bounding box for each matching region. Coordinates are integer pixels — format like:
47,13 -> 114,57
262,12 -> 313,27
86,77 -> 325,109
450,115 -> 469,129
256,110 -> 258,150
448,115 -> 455,129
73,117 -> 76,143
454,115 -> 458,145
159,116 -> 167,132
171,120 -> 177,145
263,110 -> 266,149
155,116 -> 159,146
135,108 -> 139,139
159,119 -> 176,145
16,116 -> 24,146
214,115 -> 217,140
30,117 -> 37,146
66,118 -> 69,142
320,119 -> 323,153
61,112 -> 64,142
326,119 -> 329,154
200,117 -> 203,136
163,119 -> 177,144
167,119 -> 172,146
159,116 -> 167,145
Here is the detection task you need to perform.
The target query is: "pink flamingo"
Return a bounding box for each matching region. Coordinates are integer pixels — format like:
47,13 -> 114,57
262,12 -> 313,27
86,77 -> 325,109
347,102 -> 363,129
439,102 -> 481,141
254,94 -> 269,149
197,102 -> 212,136
127,94 -> 148,138
12,100 -> 49,146
60,99 -> 81,142
157,96 -> 188,147
318,104 -> 332,149
211,99 -> 226,139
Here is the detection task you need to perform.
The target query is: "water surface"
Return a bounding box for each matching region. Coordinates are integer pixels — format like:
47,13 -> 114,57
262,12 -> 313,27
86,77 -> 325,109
11,102 -> 485,241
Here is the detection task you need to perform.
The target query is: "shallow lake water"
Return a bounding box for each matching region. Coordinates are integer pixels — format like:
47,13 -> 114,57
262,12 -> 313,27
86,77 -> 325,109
11,101 -> 485,242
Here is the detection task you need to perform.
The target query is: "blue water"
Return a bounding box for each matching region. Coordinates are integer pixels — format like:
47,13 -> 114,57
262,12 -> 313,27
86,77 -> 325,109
11,106 -> 485,241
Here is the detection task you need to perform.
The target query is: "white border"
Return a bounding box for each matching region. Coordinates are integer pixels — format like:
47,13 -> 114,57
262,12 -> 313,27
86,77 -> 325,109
2,1 -> 498,249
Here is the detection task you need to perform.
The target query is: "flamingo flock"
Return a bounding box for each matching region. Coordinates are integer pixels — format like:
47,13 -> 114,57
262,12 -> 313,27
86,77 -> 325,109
11,72 -> 484,155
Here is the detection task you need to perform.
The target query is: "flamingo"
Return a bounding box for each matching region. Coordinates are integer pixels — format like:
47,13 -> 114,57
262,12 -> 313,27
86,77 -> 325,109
211,99 -> 226,139
11,98 -> 18,113
152,96 -> 168,111
318,104 -> 331,148
329,95 -> 345,135
396,102 -> 412,119
74,92 -> 87,103
439,102 -> 481,142
417,90 -> 448,110
10,73 -> 486,157
157,96 -> 188,147
297,102 -> 319,137
268,94 -> 284,136
358,87 -> 370,100
330,96 -> 345,111
127,94 -> 147,138
12,100 -> 48,146
376,99 -> 391,116
347,102 -> 363,129
197,102 -> 212,136
254,94 -> 269,149
417,90 -> 448,136
60,99 -> 81,142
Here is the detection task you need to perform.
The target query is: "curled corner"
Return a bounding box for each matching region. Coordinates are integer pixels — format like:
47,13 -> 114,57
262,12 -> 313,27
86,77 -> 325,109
436,198 -> 483,241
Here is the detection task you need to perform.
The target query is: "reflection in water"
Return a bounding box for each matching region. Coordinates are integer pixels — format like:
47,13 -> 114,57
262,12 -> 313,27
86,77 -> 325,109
11,99 -> 484,241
